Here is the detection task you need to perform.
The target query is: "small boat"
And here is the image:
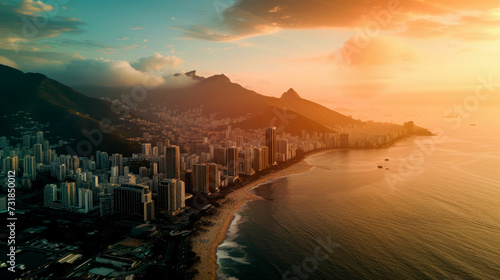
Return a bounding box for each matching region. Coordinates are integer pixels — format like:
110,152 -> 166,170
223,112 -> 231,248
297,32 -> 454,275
378,165 -> 383,169
385,159 -> 389,161
469,124 -> 476,126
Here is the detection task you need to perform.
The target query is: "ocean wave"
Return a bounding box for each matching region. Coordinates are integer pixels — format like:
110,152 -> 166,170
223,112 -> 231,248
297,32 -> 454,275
218,240 -> 242,249
217,206 -> 252,276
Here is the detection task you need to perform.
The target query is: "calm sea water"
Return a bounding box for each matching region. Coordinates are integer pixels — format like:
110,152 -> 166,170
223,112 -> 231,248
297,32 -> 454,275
216,126 -> 500,280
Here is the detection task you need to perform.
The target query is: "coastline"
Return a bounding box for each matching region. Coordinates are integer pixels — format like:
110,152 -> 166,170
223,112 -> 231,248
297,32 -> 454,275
190,149 -> 328,280
190,136 -> 415,279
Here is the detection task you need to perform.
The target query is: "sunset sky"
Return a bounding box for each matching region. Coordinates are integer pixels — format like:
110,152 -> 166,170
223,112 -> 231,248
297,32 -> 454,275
1,0 -> 500,112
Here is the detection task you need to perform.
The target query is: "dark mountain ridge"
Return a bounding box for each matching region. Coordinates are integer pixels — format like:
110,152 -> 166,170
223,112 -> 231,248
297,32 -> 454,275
0,64 -> 139,155
142,72 -> 358,128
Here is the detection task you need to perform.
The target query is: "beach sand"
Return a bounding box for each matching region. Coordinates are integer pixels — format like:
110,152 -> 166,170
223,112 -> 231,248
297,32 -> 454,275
190,154 -> 320,280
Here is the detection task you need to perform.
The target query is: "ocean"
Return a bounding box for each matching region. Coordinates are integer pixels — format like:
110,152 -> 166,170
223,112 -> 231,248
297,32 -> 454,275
216,124 -> 500,279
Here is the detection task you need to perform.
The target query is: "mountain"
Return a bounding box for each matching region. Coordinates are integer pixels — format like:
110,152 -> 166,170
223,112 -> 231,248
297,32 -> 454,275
143,72 -> 358,129
281,88 -> 302,99
0,64 -> 139,155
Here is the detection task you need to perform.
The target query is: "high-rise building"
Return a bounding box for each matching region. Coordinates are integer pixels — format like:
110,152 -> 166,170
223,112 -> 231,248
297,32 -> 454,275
158,179 -> 185,214
96,151 -> 109,169
110,166 -> 119,178
261,146 -> 269,169
23,155 -> 36,180
34,143 -> 43,164
111,153 -> 123,176
42,140 -> 49,151
22,135 -> 31,147
192,139 -> 210,154
43,149 -> 52,164
159,156 -> 166,174
339,134 -> 349,148
213,147 -> 227,165
43,184 -> 57,206
35,131 -> 44,145
182,170 -> 193,192
278,139 -> 289,161
193,164 -> 209,194
226,147 -> 238,177
165,145 -> 180,179
78,188 -> 93,213
70,155 -> 80,172
141,143 -> 152,157
100,194 -> 114,217
61,181 -> 77,209
235,135 -> 245,147
156,141 -> 164,156
114,184 -> 155,221
241,148 -> 254,175
265,127 -> 277,165
150,162 -> 158,176
3,156 -> 19,173
55,164 -> 66,181
253,147 -> 264,172
208,163 -> 220,192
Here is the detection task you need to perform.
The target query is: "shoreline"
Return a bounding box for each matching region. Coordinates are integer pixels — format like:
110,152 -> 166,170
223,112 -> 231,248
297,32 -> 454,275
190,136 -> 416,279
190,149 -> 329,280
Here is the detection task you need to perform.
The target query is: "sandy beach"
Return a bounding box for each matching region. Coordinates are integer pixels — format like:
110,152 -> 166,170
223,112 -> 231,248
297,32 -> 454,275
190,151 -> 327,280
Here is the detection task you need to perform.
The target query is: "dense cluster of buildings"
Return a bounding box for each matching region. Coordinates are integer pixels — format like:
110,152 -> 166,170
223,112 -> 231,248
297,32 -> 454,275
0,107 -> 414,221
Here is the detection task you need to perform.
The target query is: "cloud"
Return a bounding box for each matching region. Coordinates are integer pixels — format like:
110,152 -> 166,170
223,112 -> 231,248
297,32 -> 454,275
131,53 -> 184,72
15,0 -> 54,16
33,55 -> 195,89
0,0 -> 85,49
56,39 -> 115,50
52,58 -> 166,87
180,0 -> 500,41
0,56 -> 20,69
332,36 -> 421,66
268,6 -> 284,13
122,44 -> 140,50
325,36 -> 424,99
401,13 -> 500,40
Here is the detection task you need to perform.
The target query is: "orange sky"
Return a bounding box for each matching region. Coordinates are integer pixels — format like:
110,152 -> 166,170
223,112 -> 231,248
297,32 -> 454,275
1,0 -> 499,111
